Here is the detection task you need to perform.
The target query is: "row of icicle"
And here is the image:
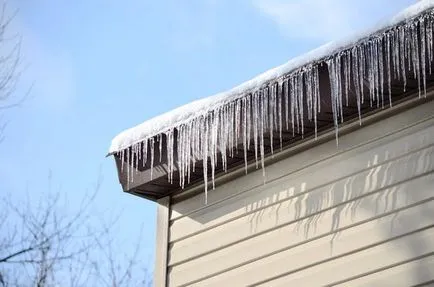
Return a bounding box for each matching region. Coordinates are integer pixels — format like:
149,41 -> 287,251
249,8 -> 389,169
118,9 -> 434,203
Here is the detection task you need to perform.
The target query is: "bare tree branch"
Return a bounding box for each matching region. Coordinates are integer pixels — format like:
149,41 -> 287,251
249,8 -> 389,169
0,4 -> 151,285
0,2 -> 31,144
1,169 -> 151,287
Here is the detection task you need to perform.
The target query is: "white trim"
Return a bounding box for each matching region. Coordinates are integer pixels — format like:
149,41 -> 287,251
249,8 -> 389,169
153,196 -> 170,287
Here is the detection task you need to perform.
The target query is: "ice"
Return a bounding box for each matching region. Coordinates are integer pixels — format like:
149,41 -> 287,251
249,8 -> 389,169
386,33 -> 392,107
253,92 -> 259,168
110,1 -> 434,154
150,137 -> 154,180
109,1 -> 434,203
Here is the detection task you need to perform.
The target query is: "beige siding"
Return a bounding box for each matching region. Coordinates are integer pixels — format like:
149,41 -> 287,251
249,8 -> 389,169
166,100 -> 434,287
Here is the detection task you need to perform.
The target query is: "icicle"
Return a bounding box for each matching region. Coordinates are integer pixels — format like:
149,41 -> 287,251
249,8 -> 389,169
117,151 -> 121,170
177,125 -> 183,188
327,58 -> 340,145
406,25 -> 412,74
132,145 -> 137,182
378,38 -> 385,108
150,137 -> 155,180
374,39 -> 381,108
121,149 -> 125,172
336,56 -> 343,124
227,103 -> 232,162
230,102 -> 235,158
232,101 -> 237,156
134,143 -> 138,175
359,45 -> 366,105
416,23 -> 422,98
351,47 -> 362,124
178,127 -> 183,186
294,74 -> 300,134
235,99 -> 241,152
246,94 -> 252,153
186,123 -> 192,184
277,81 -> 283,150
142,138 -> 148,171
182,125 -> 187,188
392,29 -> 400,80
263,88 -> 269,144
259,90 -> 266,180
273,84 -> 278,131
142,141 -> 146,170
131,144 -> 136,183
198,117 -> 203,166
165,132 -> 171,183
223,105 -> 229,160
137,142 -> 142,166
313,65 -> 320,138
214,111 -> 220,188
220,106 -> 228,172
181,124 -> 186,186
343,52 -> 350,107
298,72 -> 305,136
126,147 -> 130,187
386,33 -> 392,107
202,116 -> 209,204
400,26 -> 407,91
410,24 -> 422,98
290,76 -> 296,136
315,65 -> 321,114
158,134 -> 163,163
368,41 -> 375,107
284,79 -> 290,131
198,117 -> 203,171
246,95 -> 252,151
242,97 -> 248,173
210,113 -> 217,190
172,129 -> 176,184
420,17 -> 427,97
214,111 -> 219,182
427,14 -> 433,74
189,122 -> 194,177
272,83 -> 278,151
253,92 -> 259,168
268,86 -> 275,155
218,107 -> 224,171
191,120 -> 197,173
217,110 -> 223,172
306,68 -> 313,122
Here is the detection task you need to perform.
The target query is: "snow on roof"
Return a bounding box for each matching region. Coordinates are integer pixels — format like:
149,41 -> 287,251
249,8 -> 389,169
109,0 -> 434,154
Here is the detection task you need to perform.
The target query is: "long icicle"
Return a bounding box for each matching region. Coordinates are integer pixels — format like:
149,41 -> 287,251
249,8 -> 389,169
120,8 -> 434,205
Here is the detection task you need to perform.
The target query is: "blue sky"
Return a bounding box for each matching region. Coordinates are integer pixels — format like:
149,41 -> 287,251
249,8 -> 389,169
1,0 -> 415,275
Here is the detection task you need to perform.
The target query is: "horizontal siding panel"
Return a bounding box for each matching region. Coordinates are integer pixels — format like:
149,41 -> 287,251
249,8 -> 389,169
170,123 -> 434,242
412,281 -> 434,287
254,227 -> 434,287
335,255 -> 434,287
168,148 -> 434,265
169,197 -> 434,286
166,101 -> 434,287
170,101 -> 434,221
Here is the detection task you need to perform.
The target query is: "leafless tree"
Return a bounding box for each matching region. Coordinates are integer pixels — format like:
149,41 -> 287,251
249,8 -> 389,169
0,173 -> 152,287
92,221 -> 152,287
0,172 -> 99,287
0,3 -> 151,286
0,2 -> 29,143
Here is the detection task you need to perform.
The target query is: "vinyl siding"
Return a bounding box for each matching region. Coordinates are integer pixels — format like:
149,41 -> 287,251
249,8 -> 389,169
165,99 -> 434,287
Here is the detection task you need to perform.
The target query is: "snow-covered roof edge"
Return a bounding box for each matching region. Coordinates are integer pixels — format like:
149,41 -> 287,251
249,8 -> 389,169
109,0 -> 434,154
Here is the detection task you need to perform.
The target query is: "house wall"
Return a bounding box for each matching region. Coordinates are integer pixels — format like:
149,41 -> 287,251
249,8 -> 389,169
159,99 -> 434,287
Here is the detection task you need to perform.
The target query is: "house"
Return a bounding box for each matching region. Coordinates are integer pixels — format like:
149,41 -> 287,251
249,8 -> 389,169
109,1 -> 434,286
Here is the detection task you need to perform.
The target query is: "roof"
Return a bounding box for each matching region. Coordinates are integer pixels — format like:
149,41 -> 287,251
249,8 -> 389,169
109,0 -> 434,202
